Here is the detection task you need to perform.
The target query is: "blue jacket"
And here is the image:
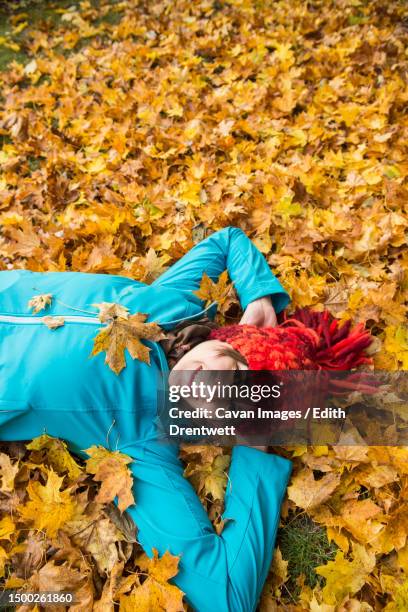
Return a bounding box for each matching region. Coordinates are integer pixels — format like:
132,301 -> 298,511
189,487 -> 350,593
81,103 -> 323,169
0,226 -> 292,612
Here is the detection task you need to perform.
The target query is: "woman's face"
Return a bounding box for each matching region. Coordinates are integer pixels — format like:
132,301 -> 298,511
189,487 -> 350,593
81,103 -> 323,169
169,339 -> 247,409
171,339 -> 248,372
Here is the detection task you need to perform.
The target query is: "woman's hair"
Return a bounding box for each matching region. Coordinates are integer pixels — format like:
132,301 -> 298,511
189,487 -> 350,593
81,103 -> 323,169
160,316 -> 219,368
215,345 -> 248,367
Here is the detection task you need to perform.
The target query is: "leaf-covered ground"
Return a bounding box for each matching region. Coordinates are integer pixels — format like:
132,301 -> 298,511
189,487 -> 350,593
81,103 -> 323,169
0,0 -> 407,610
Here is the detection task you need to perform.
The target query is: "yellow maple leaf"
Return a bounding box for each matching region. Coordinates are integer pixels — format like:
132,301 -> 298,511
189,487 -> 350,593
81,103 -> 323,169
316,543 -> 376,605
193,270 -> 233,310
184,452 -> 230,501
27,434 -> 83,480
28,293 -> 53,314
274,193 -> 303,221
383,325 -> 408,370
0,546 -> 8,579
287,468 -> 341,511
18,468 -> 77,537
91,304 -> 166,374
119,549 -> 184,612
0,452 -> 19,493
285,270 -> 326,308
0,516 -> 15,541
85,446 -> 134,512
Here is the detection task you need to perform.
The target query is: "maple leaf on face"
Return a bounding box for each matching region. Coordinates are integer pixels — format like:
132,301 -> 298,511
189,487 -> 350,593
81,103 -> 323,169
18,468 -> 77,538
91,304 -> 166,374
119,549 -> 185,612
27,293 -> 53,314
193,270 -> 234,310
85,446 -> 134,512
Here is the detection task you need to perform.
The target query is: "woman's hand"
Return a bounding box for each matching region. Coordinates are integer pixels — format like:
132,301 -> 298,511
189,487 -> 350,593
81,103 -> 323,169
239,296 -> 277,328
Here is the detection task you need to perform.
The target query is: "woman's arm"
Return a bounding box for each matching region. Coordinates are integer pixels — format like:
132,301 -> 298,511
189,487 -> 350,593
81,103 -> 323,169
123,444 -> 292,612
126,443 -> 292,612
152,226 -> 290,314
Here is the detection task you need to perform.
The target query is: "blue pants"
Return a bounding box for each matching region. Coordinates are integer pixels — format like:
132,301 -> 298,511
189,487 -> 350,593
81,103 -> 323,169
127,442 -> 292,612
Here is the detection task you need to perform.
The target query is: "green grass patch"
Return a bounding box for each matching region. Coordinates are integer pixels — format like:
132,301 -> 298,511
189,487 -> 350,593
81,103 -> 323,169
277,513 -> 338,600
0,0 -> 74,71
0,0 -> 124,71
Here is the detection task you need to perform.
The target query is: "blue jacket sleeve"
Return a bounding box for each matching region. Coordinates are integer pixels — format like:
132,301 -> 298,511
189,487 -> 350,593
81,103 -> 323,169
153,226 -> 290,313
125,443 -> 292,612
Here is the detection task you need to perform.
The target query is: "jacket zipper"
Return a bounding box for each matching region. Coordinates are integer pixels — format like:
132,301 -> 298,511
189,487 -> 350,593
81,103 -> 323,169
0,314 -> 101,325
0,300 -> 218,327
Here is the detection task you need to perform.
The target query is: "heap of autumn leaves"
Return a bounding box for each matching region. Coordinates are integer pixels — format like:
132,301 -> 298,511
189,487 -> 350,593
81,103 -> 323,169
0,436 -> 184,611
0,0 -> 407,609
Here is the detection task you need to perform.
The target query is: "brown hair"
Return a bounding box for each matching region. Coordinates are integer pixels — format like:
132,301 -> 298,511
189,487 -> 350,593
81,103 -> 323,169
215,345 -> 248,367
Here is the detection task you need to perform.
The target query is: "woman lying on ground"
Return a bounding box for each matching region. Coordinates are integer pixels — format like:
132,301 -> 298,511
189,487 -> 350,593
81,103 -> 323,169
0,226 -> 373,612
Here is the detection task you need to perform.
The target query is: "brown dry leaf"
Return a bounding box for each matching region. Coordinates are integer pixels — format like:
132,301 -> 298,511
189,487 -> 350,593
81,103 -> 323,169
25,560 -> 94,612
259,547 -> 289,609
85,446 -> 134,512
70,516 -> 124,575
10,531 -> 47,578
27,293 -> 53,314
93,302 -> 131,323
91,305 -> 166,374
93,561 -> 125,612
42,315 -> 65,329
271,546 -> 288,590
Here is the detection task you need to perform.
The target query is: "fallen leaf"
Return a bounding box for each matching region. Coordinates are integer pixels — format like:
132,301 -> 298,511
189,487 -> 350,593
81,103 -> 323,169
27,434 -> 83,480
287,469 -> 341,511
193,270 -> 233,310
18,468 -> 77,537
28,293 -> 53,314
42,315 -> 65,329
85,446 -> 134,512
91,306 -> 166,374
119,549 -> 184,612
0,452 -> 19,492
316,543 -> 376,605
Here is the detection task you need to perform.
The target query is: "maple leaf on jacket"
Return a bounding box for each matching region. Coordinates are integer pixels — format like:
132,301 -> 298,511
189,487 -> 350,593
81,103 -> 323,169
91,303 -> 166,374
85,445 -> 134,512
27,293 -> 53,314
193,270 -> 234,310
